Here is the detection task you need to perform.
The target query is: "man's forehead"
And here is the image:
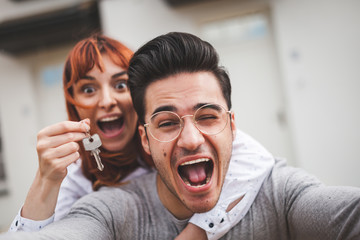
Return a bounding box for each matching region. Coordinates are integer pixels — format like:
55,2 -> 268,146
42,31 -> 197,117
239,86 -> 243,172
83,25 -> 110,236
143,72 -> 225,117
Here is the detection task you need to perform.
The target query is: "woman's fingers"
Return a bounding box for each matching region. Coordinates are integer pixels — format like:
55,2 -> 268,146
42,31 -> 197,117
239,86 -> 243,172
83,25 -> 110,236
41,141 -> 80,161
40,151 -> 80,181
38,120 -> 90,141
37,120 -> 89,149
36,120 -> 90,181
38,131 -> 87,151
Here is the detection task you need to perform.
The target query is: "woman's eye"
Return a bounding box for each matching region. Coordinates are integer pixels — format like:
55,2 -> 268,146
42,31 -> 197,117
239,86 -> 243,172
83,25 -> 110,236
115,81 -> 128,90
82,86 -> 95,94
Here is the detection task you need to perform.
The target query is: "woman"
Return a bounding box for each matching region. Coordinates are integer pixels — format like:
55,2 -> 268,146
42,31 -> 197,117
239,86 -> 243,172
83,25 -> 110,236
10,35 -> 152,228
9,34 -> 274,240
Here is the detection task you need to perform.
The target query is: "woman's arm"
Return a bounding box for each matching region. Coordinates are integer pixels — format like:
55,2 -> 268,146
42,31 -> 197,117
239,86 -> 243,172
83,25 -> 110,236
9,120 -> 90,231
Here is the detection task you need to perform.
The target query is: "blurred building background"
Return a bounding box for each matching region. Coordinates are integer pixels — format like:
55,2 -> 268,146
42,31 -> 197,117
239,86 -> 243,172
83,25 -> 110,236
0,0 -> 359,231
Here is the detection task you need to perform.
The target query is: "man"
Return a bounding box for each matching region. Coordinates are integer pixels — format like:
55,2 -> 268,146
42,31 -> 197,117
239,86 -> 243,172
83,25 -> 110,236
128,32 -> 360,239
1,32 -> 359,239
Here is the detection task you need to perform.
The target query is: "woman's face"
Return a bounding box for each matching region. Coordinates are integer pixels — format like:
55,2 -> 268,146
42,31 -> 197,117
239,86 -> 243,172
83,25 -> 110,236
73,54 -> 138,152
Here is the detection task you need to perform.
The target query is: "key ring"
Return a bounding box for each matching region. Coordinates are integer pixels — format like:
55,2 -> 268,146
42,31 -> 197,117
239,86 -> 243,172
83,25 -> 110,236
81,120 -> 92,141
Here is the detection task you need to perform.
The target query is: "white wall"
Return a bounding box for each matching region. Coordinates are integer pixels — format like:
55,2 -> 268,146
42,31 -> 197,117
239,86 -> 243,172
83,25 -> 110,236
100,0 -> 197,51
0,48 -> 70,231
271,0 -> 360,186
0,55 -> 38,231
25,47 -> 70,129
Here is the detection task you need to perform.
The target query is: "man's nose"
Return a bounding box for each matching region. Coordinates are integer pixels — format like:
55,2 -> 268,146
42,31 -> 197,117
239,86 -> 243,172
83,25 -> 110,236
176,117 -> 205,151
98,86 -> 116,110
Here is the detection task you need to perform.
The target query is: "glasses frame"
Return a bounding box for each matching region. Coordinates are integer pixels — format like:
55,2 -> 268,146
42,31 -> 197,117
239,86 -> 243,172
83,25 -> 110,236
144,103 -> 232,142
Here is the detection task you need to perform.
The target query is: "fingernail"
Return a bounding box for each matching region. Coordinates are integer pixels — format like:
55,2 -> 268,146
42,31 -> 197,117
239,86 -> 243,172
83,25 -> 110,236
80,119 -> 90,131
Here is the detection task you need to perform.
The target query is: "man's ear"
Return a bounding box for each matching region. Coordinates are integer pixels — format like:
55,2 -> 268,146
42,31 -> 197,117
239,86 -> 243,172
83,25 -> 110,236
138,125 -> 151,155
230,112 -> 236,140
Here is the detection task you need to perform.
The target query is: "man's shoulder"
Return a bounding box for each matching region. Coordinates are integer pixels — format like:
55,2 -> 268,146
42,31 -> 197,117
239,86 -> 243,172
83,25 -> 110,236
259,158 -> 323,197
72,171 -> 158,207
269,158 -> 322,188
219,159 -> 323,239
104,171 -> 156,194
61,171 -> 158,228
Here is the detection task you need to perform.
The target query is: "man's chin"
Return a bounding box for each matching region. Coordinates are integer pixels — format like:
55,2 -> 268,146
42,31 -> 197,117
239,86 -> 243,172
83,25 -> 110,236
186,205 -> 216,215
183,195 -> 219,213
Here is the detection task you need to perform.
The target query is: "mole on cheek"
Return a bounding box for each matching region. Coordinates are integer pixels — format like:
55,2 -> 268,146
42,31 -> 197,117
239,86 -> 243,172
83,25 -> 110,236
163,151 -> 167,157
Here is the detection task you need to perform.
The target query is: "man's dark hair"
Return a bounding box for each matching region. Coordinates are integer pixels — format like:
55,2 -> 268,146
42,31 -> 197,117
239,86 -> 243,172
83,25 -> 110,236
128,32 -> 232,124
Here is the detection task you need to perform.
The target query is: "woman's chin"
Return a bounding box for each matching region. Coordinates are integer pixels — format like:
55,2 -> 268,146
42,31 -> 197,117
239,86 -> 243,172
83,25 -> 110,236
102,142 -> 126,152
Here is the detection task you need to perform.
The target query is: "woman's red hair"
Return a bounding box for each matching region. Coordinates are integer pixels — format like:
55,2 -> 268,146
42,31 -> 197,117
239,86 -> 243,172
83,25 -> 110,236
63,34 -> 152,190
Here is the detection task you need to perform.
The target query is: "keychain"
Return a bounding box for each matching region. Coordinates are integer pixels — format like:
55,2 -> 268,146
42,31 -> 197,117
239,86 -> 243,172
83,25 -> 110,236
82,130 -> 104,171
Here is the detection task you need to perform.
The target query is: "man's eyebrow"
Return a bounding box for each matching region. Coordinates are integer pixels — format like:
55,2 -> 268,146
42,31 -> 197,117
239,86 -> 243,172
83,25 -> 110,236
112,71 -> 127,79
151,103 -> 216,116
152,105 -> 177,115
193,102 -> 223,111
193,103 -> 209,111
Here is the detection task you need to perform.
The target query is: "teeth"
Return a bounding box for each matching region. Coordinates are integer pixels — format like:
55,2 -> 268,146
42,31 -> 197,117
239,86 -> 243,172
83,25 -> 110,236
180,158 -> 209,166
186,182 -> 206,188
183,178 -> 190,185
99,116 -> 119,122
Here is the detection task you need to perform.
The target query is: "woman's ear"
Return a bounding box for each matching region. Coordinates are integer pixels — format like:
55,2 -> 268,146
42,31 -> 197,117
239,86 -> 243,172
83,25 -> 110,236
138,125 -> 151,155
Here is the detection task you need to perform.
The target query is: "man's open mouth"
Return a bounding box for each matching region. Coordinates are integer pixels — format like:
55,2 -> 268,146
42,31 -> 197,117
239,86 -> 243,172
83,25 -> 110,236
97,116 -> 124,134
178,158 -> 214,188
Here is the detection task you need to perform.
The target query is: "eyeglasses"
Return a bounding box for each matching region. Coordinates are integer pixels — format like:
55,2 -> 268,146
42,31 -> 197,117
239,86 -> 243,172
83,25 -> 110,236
144,103 -> 232,142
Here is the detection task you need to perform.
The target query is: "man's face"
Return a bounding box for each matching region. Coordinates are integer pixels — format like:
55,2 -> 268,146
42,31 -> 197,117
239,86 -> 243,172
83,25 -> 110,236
138,71 -> 236,219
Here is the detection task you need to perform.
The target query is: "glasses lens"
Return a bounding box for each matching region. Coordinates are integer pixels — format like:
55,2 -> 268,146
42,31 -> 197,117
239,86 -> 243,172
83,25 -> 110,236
148,111 -> 182,142
194,104 -> 229,135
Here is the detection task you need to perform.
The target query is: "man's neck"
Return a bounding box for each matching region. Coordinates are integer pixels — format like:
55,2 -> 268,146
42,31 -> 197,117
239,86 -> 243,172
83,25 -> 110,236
156,174 -> 193,220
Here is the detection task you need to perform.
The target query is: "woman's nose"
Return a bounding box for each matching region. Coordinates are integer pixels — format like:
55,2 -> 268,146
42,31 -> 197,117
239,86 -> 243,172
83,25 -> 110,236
98,86 -> 116,110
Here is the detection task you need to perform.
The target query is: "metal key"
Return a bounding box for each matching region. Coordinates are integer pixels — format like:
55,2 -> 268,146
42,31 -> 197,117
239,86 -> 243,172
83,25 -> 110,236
82,133 -> 104,171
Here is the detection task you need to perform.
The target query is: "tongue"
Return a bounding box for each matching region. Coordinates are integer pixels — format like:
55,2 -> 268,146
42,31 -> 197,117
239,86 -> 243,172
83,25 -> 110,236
101,121 -> 122,134
182,163 -> 207,184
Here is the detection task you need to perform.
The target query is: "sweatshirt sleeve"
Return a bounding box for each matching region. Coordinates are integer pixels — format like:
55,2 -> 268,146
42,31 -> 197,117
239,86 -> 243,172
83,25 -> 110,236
8,159 -> 92,232
278,163 -> 360,239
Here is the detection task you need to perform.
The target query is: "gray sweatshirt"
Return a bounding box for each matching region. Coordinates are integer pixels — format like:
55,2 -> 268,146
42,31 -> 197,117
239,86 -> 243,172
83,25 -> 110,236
1,159 -> 359,239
